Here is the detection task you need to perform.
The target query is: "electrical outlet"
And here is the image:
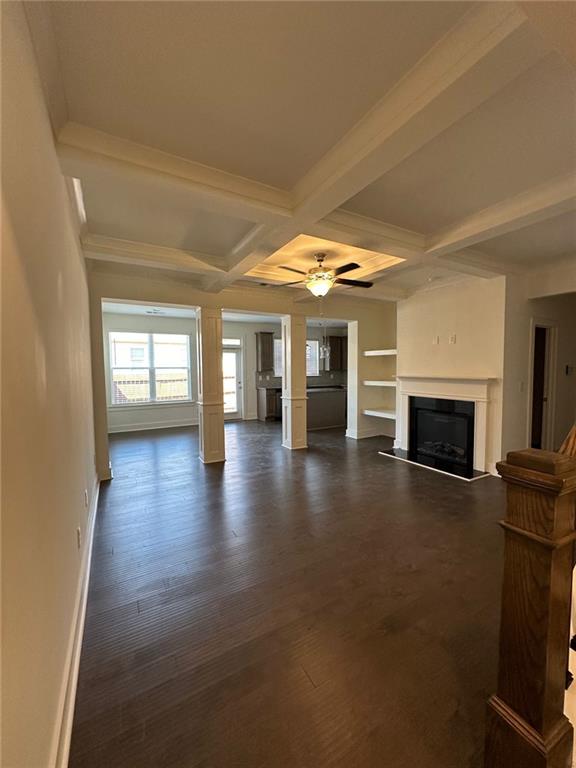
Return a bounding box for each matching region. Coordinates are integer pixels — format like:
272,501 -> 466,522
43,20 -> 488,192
449,334 -> 457,345
266,374 -> 270,381
432,335 -> 439,345
84,489 -> 89,508
76,527 -> 82,550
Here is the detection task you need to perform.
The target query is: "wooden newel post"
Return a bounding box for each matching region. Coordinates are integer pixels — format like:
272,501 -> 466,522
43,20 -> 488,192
485,449 -> 576,768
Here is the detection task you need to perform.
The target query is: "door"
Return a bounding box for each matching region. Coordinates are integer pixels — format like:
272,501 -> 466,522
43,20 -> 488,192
531,326 -> 549,449
223,348 -> 242,420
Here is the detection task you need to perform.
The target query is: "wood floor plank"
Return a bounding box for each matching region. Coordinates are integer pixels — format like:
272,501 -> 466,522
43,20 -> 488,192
70,422 -> 503,767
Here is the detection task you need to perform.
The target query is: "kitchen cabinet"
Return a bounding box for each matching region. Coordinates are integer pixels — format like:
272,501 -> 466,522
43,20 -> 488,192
257,387 -> 282,421
307,387 -> 347,429
327,336 -> 347,371
256,332 -> 274,372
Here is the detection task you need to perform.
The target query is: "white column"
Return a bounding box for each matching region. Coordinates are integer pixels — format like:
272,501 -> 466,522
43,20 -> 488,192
196,307 -> 225,463
345,320 -> 361,440
281,315 -> 307,450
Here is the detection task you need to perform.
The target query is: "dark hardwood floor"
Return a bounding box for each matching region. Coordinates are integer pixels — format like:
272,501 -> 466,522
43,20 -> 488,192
70,422 -> 504,768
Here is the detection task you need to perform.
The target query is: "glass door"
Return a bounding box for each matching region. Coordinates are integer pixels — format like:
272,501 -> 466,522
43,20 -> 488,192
222,347 -> 242,419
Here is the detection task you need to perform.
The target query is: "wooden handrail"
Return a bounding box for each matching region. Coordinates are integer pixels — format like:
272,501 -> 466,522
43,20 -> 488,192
484,448 -> 576,768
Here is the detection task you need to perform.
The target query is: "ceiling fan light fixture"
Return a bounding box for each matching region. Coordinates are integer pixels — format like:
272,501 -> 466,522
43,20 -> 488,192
305,270 -> 334,297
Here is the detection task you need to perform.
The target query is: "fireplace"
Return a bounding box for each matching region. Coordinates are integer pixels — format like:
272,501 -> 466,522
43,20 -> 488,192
408,397 -> 475,478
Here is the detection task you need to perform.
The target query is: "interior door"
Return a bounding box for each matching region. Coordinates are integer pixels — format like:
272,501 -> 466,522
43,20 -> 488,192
223,348 -> 242,420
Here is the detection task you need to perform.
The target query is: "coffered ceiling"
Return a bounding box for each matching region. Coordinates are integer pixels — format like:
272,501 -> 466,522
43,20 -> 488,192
27,1 -> 576,301
48,1 -> 469,189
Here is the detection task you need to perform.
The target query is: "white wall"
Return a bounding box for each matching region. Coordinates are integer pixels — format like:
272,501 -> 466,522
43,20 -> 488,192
397,276 -> 506,470
502,277 -> 576,455
2,4 -> 97,765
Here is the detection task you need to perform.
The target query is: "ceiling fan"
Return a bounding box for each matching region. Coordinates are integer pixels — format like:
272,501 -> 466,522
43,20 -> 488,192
275,252 -> 373,297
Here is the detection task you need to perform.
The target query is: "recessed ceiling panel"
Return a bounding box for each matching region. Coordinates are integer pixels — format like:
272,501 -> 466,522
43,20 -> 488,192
345,54 -> 576,234
246,234 -> 404,284
50,1 -> 470,188
82,175 -> 254,256
478,211 -> 576,266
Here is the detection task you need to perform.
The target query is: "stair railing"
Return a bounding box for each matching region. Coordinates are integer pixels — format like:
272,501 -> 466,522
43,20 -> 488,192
484,436 -> 576,767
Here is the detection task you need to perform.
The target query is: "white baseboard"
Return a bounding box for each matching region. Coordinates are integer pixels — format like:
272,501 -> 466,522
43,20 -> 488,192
50,478 -> 100,768
108,419 -> 198,433
346,427 -> 387,439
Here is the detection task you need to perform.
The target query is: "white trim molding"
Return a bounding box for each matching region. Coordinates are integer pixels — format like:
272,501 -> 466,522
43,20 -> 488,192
396,375 -> 497,473
346,426 -> 387,440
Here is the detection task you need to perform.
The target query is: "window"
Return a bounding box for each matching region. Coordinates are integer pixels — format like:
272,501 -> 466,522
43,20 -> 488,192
222,338 -> 241,347
273,338 -> 320,377
273,338 -> 282,377
306,340 -> 320,376
109,332 -> 191,405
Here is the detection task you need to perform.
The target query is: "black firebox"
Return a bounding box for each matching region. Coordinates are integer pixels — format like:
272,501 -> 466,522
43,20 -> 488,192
408,396 -> 475,479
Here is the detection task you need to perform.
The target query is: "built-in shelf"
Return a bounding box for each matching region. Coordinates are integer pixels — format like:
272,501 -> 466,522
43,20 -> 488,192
362,380 -> 397,387
362,409 -> 396,420
363,348 -> 397,357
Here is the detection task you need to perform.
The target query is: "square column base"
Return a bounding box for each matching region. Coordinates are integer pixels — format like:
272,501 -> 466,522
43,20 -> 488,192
282,396 -> 307,450
198,403 -> 225,463
485,696 -> 573,768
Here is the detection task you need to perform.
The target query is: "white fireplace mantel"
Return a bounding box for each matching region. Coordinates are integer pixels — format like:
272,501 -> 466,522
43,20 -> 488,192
395,375 -> 498,473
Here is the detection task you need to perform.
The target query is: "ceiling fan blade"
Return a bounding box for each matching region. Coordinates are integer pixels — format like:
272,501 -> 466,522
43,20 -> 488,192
280,265 -> 307,275
258,279 -> 304,287
335,278 -> 373,288
333,262 -> 360,276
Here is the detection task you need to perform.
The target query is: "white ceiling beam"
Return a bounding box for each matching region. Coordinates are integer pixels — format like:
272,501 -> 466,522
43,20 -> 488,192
205,3 -> 547,292
202,223 -> 295,292
290,3 -> 546,222
309,210 -> 424,261
82,234 -> 226,276
57,122 -> 292,225
426,175 -> 576,257
432,249 -> 514,278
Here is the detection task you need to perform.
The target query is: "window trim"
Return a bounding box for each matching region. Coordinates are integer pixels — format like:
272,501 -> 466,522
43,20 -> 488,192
108,331 -> 193,407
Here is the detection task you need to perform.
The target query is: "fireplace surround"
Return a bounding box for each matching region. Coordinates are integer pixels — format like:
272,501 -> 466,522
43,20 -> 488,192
380,375 -> 496,481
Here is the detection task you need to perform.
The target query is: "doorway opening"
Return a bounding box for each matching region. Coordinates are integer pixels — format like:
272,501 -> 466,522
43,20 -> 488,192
529,322 -> 557,450
222,342 -> 243,420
